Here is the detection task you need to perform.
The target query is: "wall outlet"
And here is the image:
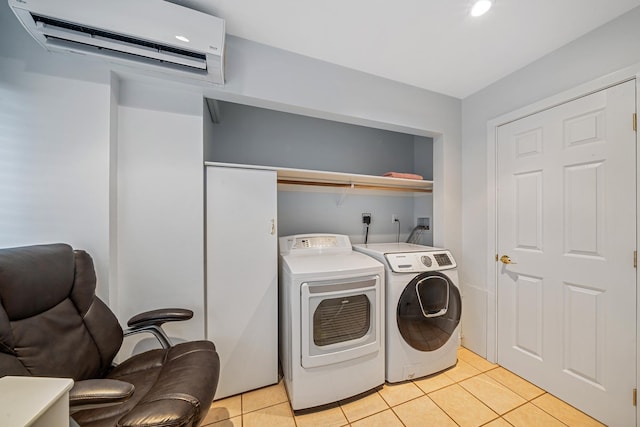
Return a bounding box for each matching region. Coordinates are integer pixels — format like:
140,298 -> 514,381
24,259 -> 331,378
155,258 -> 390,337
417,216 -> 431,230
362,213 -> 372,224
391,214 -> 398,223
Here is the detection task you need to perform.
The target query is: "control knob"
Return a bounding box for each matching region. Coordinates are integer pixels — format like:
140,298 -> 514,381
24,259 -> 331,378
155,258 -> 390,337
420,255 -> 432,267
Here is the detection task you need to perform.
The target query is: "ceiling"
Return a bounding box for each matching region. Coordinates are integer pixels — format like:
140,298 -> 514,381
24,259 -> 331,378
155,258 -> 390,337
173,0 -> 640,99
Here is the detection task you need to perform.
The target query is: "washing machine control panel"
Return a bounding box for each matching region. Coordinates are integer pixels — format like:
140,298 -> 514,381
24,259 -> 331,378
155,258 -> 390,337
385,250 -> 456,273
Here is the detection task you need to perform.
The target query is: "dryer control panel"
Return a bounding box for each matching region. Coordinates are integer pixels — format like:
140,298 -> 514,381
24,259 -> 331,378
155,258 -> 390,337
280,234 -> 353,256
385,250 -> 456,273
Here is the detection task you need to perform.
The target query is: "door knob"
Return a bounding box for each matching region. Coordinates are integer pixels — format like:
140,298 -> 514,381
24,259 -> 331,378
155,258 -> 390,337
500,255 -> 517,264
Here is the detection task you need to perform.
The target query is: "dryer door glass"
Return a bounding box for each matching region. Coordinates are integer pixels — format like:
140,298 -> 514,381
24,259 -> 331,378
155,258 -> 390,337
314,294 -> 370,346
300,275 -> 381,368
397,271 -> 461,351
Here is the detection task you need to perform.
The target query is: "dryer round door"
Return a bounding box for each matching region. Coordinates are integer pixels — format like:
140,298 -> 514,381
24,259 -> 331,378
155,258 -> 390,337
396,271 -> 461,351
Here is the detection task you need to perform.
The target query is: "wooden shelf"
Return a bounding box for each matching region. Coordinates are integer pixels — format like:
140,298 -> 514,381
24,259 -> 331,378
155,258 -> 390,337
205,162 -> 433,193
277,168 -> 432,193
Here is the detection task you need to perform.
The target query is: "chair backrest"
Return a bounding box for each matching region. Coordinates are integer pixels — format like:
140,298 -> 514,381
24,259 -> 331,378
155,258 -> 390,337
0,244 -> 123,380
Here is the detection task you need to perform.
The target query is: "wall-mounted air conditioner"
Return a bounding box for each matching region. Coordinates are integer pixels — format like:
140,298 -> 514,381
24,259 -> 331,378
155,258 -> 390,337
8,0 -> 225,85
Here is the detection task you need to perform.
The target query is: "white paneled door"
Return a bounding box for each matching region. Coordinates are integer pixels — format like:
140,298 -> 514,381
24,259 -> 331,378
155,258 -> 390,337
496,80 -> 636,426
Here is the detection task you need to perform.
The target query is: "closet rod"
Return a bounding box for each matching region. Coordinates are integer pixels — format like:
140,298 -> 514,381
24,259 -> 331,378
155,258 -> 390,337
277,179 -> 432,193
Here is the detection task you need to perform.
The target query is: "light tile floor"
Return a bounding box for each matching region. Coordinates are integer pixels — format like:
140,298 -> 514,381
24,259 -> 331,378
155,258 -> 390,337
201,347 -> 605,427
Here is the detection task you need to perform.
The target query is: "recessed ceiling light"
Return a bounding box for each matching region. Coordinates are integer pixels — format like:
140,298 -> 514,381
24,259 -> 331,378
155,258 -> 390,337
175,35 -> 190,42
471,0 -> 492,17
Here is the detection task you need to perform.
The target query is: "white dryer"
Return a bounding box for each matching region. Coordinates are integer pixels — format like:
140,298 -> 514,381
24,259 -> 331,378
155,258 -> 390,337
279,234 -> 385,410
353,243 -> 461,383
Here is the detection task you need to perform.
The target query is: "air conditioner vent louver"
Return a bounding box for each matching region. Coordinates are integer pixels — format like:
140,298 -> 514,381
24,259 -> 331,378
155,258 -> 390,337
8,0 -> 225,85
32,14 -> 207,63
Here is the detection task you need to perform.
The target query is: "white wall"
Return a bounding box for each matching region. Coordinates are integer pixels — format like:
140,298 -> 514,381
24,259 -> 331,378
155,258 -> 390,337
108,73 -> 120,309
0,0 -> 117,302
116,80 -> 205,356
0,0 -> 462,344
460,6 -> 640,356
0,44 -> 113,302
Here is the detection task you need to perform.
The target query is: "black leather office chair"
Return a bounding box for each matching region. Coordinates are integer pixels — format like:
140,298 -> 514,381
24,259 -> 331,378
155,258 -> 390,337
0,243 -> 219,427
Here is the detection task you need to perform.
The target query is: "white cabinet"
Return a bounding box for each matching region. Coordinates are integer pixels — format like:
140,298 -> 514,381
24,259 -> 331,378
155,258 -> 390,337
205,165 -> 279,399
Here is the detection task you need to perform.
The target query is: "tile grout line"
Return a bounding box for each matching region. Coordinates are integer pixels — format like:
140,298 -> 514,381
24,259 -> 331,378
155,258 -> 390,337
527,396 -> 574,427
465,365 -> 547,425
424,383 -> 499,427
417,365 -> 487,427
340,359 -> 499,427
478,370 -> 575,427
213,348 -> 596,427
390,394 -> 460,427
436,371 -> 553,425
387,405 -> 410,427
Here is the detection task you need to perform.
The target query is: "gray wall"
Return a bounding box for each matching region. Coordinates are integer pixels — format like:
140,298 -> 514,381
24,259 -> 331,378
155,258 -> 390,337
206,101 -> 431,177
414,136 -> 433,180
205,101 -> 434,242
277,191 -> 420,244
204,36 -> 462,256
460,6 -> 640,356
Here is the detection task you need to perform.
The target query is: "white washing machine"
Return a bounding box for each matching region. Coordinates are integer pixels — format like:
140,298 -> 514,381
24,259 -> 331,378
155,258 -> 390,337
279,234 -> 385,410
353,243 -> 461,383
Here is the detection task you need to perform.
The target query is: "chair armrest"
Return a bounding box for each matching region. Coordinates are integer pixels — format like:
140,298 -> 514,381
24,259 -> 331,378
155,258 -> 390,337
69,379 -> 135,414
124,308 -> 194,349
127,308 -> 193,328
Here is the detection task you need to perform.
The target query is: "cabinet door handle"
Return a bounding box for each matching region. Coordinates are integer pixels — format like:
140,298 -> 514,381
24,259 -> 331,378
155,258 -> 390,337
271,219 -> 276,235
